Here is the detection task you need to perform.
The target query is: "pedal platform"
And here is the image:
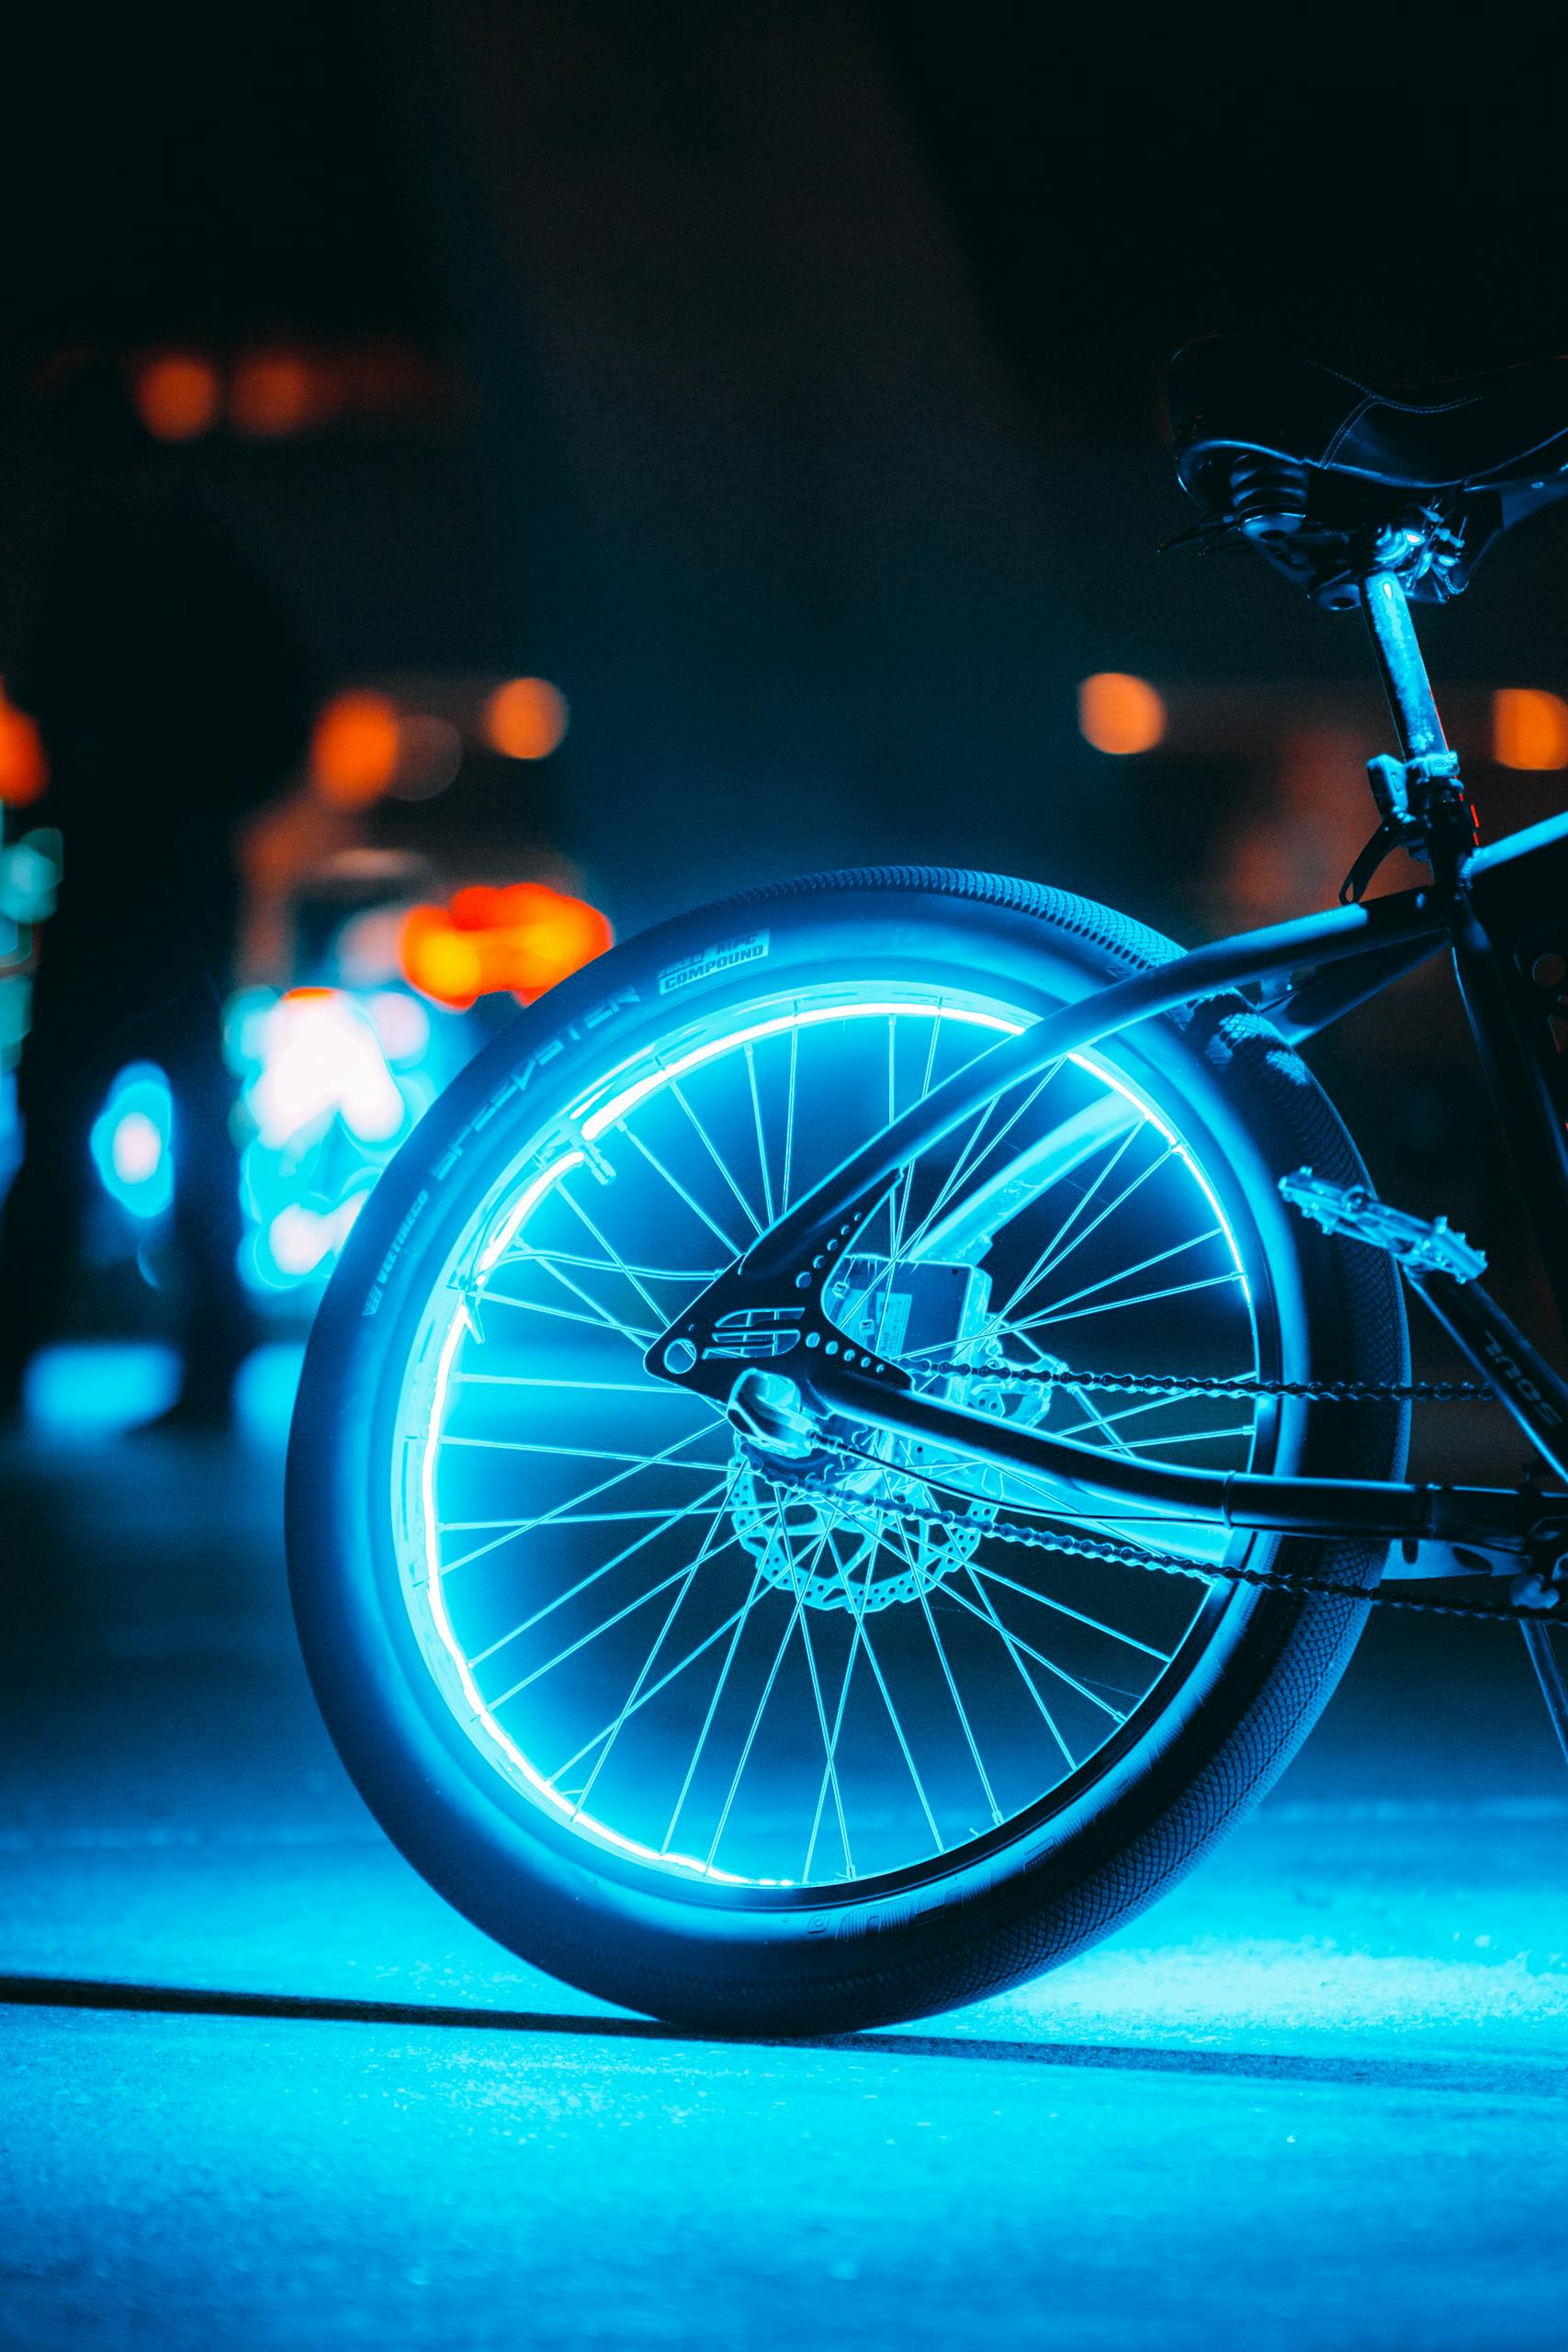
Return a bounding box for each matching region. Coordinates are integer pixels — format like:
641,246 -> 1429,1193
1280,1169 -> 1487,1283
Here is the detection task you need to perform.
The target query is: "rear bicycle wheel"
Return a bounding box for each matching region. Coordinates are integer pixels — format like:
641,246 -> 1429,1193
288,868 -> 1407,2032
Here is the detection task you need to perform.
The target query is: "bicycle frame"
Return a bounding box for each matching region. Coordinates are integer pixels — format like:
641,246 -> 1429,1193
648,577 -> 1568,1575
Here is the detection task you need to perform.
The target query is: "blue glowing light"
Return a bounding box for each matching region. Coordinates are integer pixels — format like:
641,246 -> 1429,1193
22,1340 -> 302,1440
224,984 -> 450,1295
25,1341 -> 181,1433
89,1063 -> 175,1222
83,985 -> 457,1295
232,1340 -> 305,1441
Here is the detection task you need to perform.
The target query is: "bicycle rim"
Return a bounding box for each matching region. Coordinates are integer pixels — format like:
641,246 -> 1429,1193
388,976 -> 1278,1898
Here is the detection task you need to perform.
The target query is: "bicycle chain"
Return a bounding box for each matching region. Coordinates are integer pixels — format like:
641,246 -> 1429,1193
920,1363 -> 1491,1404
746,1364 -> 1559,1623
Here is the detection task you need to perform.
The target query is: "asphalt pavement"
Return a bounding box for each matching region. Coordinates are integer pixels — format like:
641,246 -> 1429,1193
3,1346 -> 1567,2349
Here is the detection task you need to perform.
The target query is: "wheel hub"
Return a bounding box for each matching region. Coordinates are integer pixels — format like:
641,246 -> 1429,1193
722,1248 -> 1064,1611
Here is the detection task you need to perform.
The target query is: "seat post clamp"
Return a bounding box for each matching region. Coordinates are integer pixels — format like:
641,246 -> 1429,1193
1367,748 -> 1462,824
1341,751 -> 1466,902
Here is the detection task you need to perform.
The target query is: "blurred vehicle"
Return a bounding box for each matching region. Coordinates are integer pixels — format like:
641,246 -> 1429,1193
83,674 -> 611,1318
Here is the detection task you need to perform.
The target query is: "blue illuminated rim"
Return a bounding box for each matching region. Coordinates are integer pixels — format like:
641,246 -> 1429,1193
389,979 -> 1273,1903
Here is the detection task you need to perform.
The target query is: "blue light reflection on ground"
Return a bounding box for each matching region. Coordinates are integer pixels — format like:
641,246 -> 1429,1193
4,1363 -> 1568,2345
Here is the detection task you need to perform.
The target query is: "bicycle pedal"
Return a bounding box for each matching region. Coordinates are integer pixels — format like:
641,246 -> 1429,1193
1280,1169 -> 1487,1283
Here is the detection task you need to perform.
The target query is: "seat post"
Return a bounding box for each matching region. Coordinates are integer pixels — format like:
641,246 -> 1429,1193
1359,571 -> 1450,761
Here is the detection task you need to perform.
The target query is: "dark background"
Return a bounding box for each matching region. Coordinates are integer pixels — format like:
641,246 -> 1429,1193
7,3 -> 1568,899
6,0 -> 1568,1355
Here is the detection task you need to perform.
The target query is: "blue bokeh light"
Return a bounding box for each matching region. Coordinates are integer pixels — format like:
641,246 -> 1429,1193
224,983 -> 450,1295
89,1063 -> 175,1223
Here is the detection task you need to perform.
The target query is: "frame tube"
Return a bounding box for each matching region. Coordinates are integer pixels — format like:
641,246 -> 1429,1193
805,1353 -> 1544,1549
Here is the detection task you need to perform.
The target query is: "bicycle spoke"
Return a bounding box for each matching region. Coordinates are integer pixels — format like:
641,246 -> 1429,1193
803,1537 -> 881,1882
941,1584 -> 1131,1722
744,1041 -> 775,1227
918,1590 -> 1003,1826
439,1422 -> 724,1577
1013,1266 -> 1245,1335
1019,1225 -> 1226,1326
1057,1379 -> 1145,1464
570,1476 -> 740,1819
704,1556 -> 818,1871
619,1125 -> 744,1259
556,1183 -> 714,1322
453,1373 -> 684,1395
966,1560 -> 1177,1659
975,1126 -> 1170,1344
781,1019 -> 799,1212
787,1542 -> 854,1883
442,1433 -> 725,1464
481,1288 -> 660,1347
886,1000 -> 943,1281
660,1567 -> 773,1856
547,1571 -> 767,1789
885,1058 -> 1066,1283
487,1550 -> 726,1709
1116,1421 -> 1258,1453
835,1058 -> 1056,1334
532,1248 -> 662,1353
857,1578 -> 945,1853
666,1073 -> 764,1238
505,1242 -> 714,1287
463,1505 -> 734,1665
960,1565 -> 1077,1770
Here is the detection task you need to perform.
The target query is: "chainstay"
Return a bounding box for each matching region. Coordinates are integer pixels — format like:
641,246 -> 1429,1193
747,1432 -> 1556,1623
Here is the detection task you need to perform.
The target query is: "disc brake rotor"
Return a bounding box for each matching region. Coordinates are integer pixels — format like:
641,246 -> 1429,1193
729,1440 -> 993,1611
727,1351 -> 1061,1611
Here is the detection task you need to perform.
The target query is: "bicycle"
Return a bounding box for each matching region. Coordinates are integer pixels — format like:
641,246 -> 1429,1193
287,336 -> 1568,2035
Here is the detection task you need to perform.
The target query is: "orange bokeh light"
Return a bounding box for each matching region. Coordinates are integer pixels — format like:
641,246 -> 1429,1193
132,352 -> 220,443
231,349 -> 315,439
401,884 -> 613,1010
1077,672 -> 1167,756
482,677 -> 570,761
1492,687 -> 1568,772
0,682 -> 48,807
310,691 -> 401,808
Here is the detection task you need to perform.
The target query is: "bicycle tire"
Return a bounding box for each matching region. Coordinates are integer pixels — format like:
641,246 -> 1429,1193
288,868 -> 1407,2033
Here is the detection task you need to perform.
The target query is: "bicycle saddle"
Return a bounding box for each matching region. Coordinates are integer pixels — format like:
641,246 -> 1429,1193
1170,334 -> 1568,606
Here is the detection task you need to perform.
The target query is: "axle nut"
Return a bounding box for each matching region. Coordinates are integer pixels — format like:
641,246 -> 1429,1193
662,1338 -> 698,1375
